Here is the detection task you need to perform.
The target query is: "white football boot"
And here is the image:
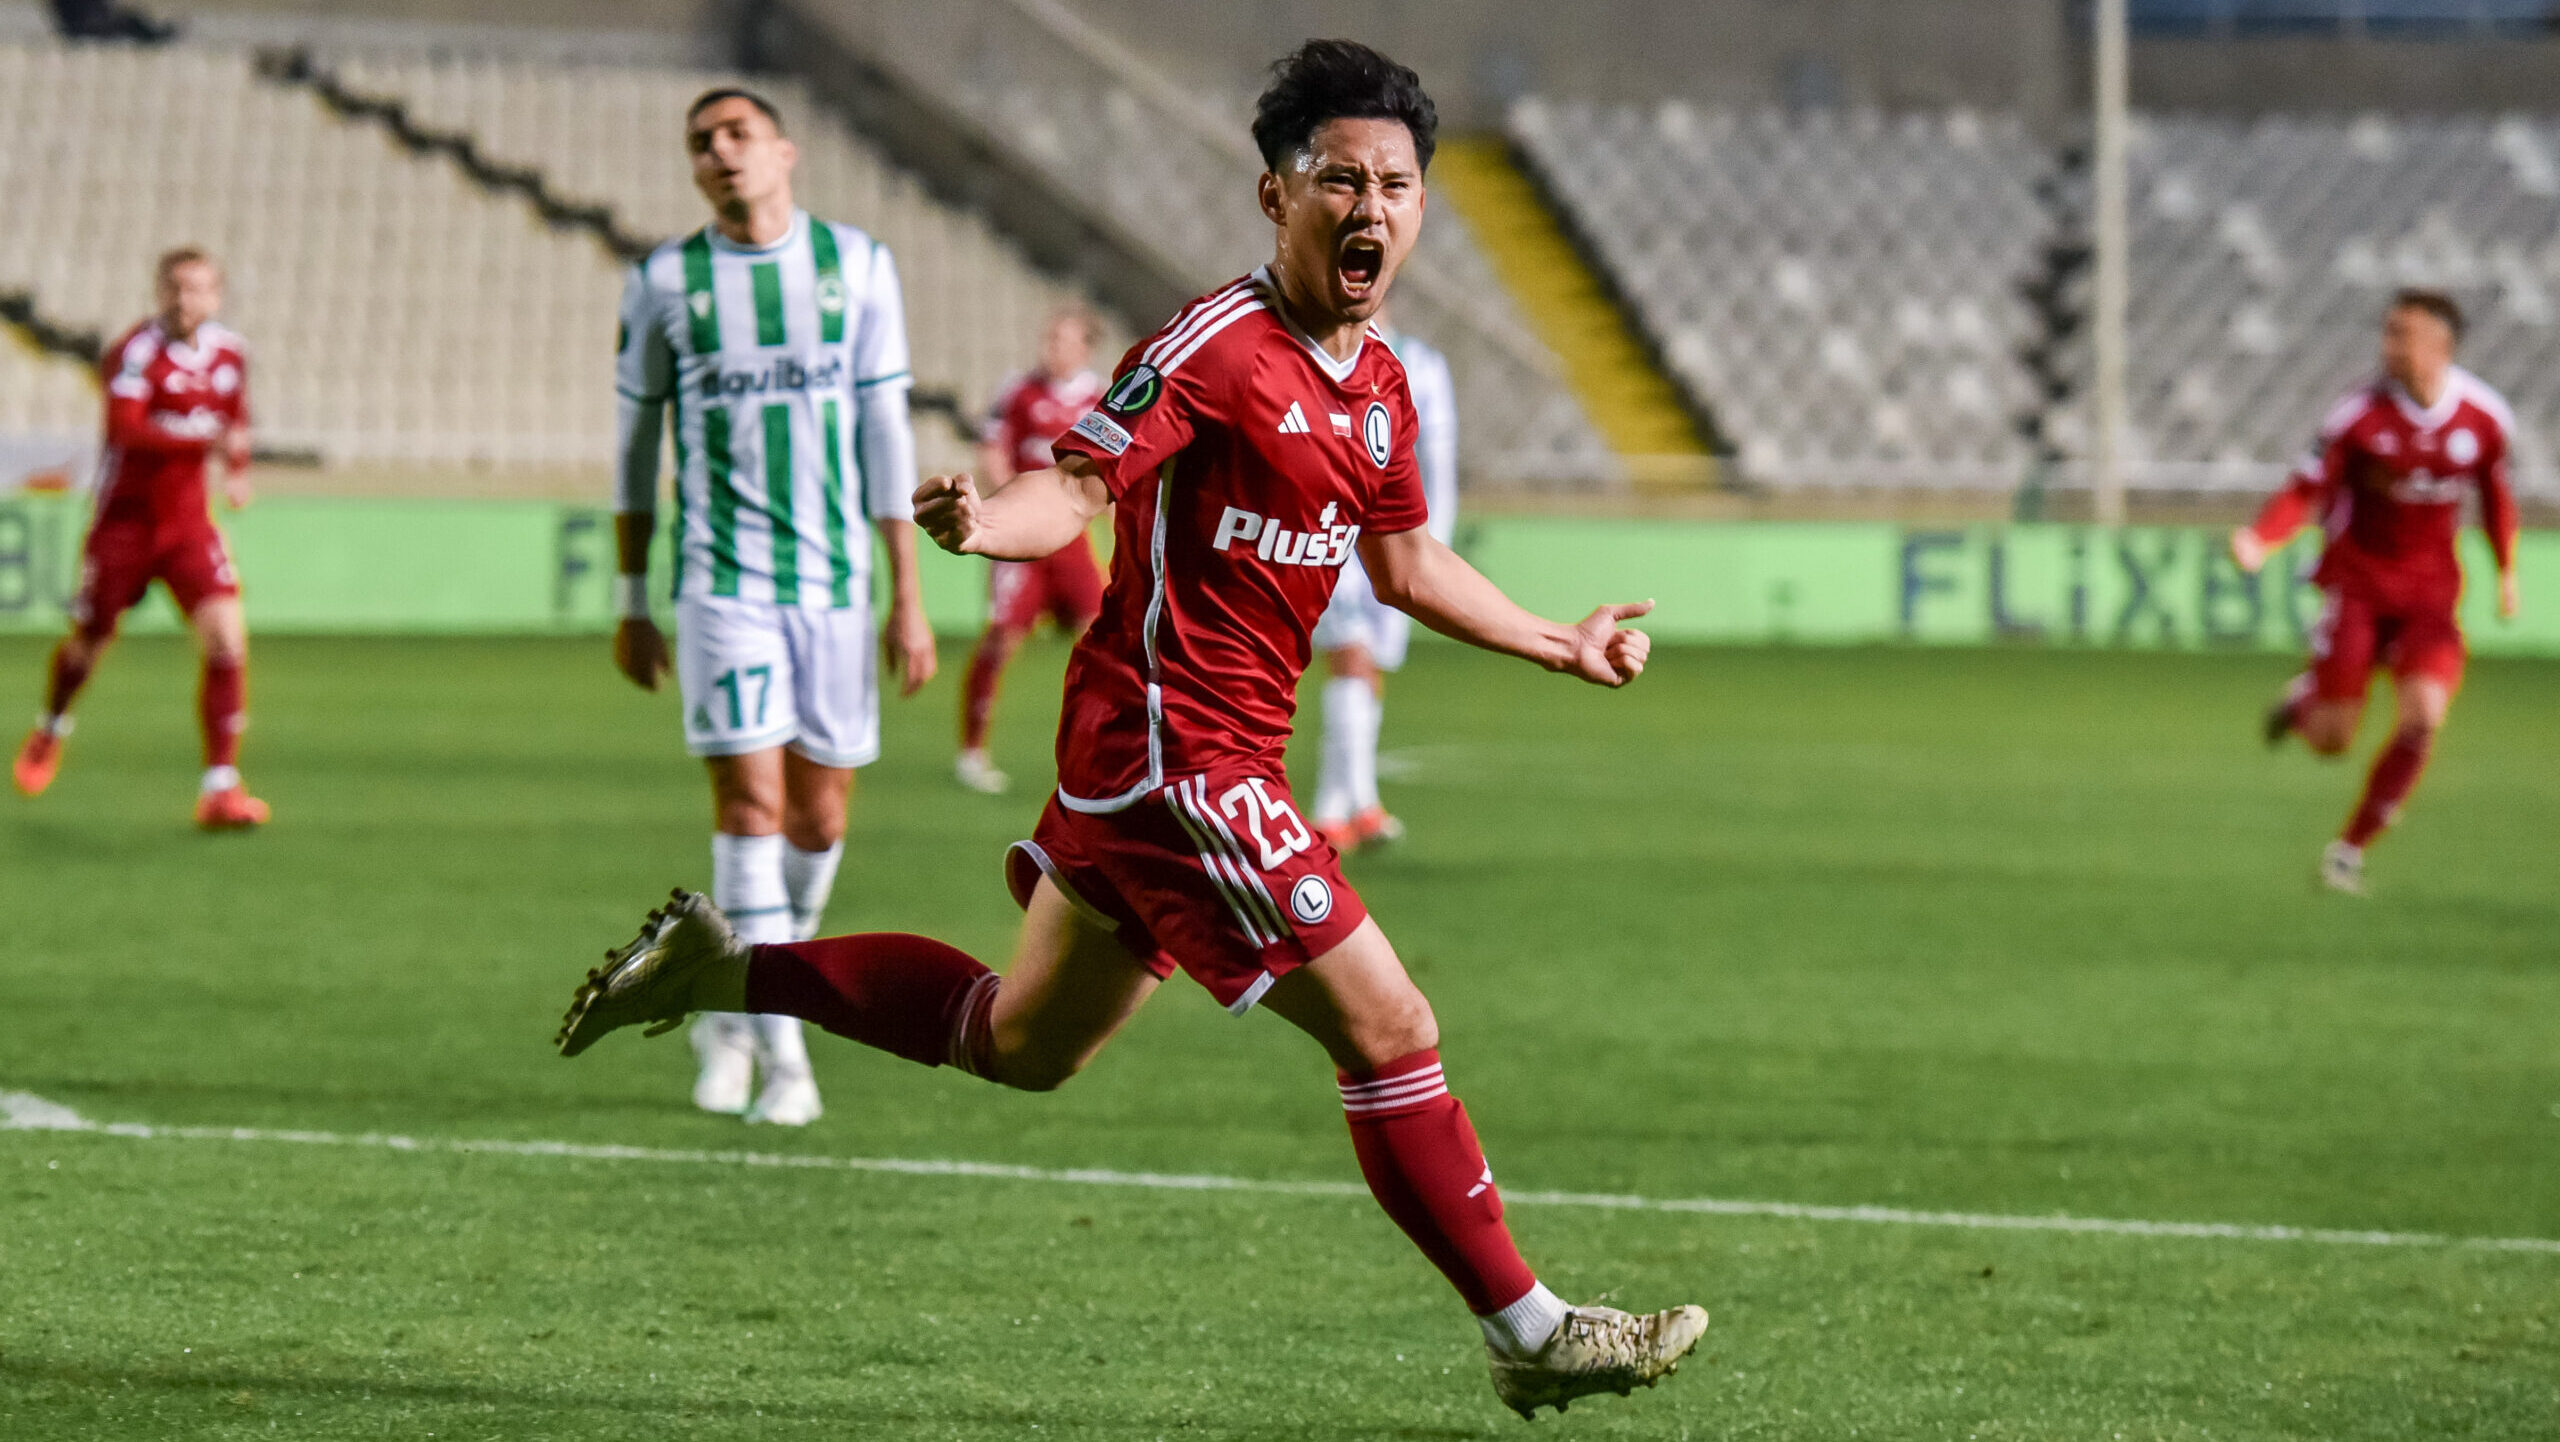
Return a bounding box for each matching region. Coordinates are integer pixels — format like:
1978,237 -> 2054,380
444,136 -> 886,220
1487,1301 -> 1710,1420
2318,840 -> 2367,897
688,1015 -> 755,1115
555,890 -> 747,1057
955,749 -> 1010,795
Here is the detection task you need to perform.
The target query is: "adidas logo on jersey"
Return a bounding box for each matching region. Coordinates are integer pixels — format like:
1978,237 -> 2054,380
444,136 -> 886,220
1277,401 -> 1312,435
1212,503 -> 1360,568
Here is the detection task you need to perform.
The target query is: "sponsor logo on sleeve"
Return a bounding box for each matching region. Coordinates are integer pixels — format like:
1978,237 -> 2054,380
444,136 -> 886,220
1070,409 -> 1133,457
1102,363 -> 1163,415
1362,402 -> 1392,468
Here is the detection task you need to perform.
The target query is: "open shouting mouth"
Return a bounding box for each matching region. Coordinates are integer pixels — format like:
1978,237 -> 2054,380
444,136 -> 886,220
1336,235 -> 1386,300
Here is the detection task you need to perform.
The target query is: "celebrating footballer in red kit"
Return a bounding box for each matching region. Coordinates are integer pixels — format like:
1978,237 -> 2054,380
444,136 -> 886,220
953,308 -> 1109,796
2232,288 -> 2521,896
15,247 -> 267,829
558,40 -> 1706,1419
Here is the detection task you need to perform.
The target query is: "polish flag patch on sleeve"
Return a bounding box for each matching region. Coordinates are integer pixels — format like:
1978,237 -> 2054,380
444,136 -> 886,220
1069,410 -> 1133,457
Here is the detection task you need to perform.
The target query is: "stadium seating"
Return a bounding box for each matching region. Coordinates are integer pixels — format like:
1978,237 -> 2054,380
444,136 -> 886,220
323,52 -> 1117,438
812,0 -> 1619,483
1513,99 -> 2050,489
0,38 -> 1108,471
2112,113 -> 2560,490
0,40 -> 624,465
1517,99 -> 2560,496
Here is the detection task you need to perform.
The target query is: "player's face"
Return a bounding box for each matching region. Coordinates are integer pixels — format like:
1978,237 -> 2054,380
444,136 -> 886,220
1039,313 -> 1093,378
2380,305 -> 2455,393
687,99 -> 796,213
1257,117 -> 1424,327
157,260 -> 222,335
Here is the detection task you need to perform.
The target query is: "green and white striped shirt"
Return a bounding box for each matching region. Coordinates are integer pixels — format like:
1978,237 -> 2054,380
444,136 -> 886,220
615,210 -> 915,608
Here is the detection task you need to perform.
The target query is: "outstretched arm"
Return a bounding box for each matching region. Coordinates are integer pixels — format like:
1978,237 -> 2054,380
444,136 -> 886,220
913,454 -> 1111,561
2235,433 -> 2345,573
1359,526 -> 1652,687
2484,450 -> 2521,620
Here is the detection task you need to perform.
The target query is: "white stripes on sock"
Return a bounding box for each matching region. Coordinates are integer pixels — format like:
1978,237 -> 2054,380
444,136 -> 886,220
1338,1063 -> 1448,1116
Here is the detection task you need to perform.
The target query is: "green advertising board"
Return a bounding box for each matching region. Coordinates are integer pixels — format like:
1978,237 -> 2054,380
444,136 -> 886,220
0,495 -> 2552,655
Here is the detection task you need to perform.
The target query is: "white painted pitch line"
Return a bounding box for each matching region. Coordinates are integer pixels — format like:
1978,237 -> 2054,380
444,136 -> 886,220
6,1090 -> 2556,1256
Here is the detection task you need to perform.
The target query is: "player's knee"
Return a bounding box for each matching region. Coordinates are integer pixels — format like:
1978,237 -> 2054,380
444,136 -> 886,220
1350,995 -> 1438,1068
714,797 -> 782,836
2393,718 -> 2440,748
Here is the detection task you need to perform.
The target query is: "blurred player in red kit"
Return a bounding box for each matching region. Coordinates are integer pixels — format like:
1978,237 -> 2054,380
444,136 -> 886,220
2232,289 -> 2520,895
953,308 -> 1106,795
560,41 -> 1707,1419
15,248 -> 267,828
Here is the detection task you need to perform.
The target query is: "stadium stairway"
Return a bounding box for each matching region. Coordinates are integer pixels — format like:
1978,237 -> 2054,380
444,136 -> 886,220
1430,137 -> 1715,487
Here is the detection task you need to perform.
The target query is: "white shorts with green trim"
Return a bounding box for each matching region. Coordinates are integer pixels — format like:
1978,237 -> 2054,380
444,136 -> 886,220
674,594 -> 879,767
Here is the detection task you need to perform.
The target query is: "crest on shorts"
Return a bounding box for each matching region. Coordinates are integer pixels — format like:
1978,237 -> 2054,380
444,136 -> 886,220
1289,874 -> 1334,925
1362,402 -> 1392,468
1103,363 -> 1163,416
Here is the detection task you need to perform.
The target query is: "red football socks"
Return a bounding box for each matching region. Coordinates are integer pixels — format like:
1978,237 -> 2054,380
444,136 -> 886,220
958,637 -> 1008,753
198,657 -> 245,768
43,642 -> 94,724
743,934 -> 999,1074
2343,728 -> 2433,848
1339,1050 -> 1539,1315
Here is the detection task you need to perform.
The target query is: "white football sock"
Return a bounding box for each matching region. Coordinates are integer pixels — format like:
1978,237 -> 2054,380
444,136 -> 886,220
1315,677 -> 1370,823
708,832 -> 794,1067
200,764 -> 240,794
711,832 -> 794,944
1346,678 -> 1384,813
751,1012 -> 813,1080
781,840 -> 843,941
1478,1281 -> 1570,1358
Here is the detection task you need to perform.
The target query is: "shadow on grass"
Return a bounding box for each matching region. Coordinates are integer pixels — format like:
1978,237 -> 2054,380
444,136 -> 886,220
0,1354 -> 1501,1438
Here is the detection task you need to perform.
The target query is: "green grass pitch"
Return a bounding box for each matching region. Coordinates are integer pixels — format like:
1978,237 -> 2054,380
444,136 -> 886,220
2,632 -> 2555,1440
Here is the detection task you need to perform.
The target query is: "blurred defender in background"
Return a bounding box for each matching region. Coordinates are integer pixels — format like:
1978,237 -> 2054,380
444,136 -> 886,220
610,88 -> 938,1125
1310,313 -> 1458,850
953,308 -> 1107,796
2233,288 -> 2521,896
15,248 -> 264,830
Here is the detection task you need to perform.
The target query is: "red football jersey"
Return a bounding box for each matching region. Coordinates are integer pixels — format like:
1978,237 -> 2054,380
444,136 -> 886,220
2245,367 -> 2518,613
1046,270 -> 1430,810
982,368 -> 1103,477
93,319 -> 250,526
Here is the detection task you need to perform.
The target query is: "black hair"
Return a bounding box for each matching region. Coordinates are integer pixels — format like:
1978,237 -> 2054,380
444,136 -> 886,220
2390,287 -> 2464,343
1250,39 -> 1437,175
686,86 -> 785,134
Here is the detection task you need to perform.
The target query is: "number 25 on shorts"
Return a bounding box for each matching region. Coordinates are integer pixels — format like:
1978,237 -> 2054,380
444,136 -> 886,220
1219,777 -> 1311,870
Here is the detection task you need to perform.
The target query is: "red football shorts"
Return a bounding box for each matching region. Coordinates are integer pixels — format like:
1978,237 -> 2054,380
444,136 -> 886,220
1005,768 -> 1368,1014
70,515 -> 239,637
2307,588 -> 2465,702
988,534 -> 1104,635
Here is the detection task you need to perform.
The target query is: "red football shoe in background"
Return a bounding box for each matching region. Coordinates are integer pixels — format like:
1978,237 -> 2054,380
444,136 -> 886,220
13,729 -> 61,796
194,784 -> 269,830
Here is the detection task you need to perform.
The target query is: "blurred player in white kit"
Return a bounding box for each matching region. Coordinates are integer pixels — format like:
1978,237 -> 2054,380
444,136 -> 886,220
1311,315 -> 1457,850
